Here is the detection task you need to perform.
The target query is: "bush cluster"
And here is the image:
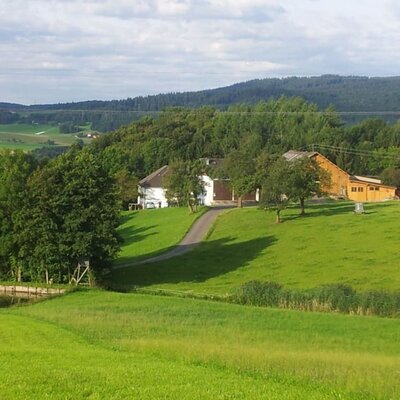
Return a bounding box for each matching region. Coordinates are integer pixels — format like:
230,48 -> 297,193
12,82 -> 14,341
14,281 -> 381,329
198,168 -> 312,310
232,281 -> 400,317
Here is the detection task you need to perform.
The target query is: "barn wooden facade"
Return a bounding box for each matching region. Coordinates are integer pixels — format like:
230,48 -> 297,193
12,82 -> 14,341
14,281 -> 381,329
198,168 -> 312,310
283,151 -> 397,202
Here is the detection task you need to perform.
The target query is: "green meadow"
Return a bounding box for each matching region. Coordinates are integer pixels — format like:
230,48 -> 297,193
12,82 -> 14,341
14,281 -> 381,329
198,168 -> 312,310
2,202 -> 400,399
115,207 -> 207,266
112,201 -> 400,294
1,290 -> 400,399
0,123 -> 91,150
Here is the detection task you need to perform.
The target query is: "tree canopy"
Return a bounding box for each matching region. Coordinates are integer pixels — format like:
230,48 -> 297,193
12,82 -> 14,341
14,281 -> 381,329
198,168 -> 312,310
0,146 -> 121,284
164,159 -> 205,213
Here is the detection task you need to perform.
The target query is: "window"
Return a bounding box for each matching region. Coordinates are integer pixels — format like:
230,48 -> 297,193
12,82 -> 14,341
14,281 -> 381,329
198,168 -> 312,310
369,187 -> 374,191
375,187 -> 380,191
351,187 -> 357,192
357,187 -> 364,192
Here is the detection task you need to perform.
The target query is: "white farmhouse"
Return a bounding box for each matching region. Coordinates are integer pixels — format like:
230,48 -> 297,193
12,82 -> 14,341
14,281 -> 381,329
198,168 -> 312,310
138,158 -> 258,209
138,165 -> 170,209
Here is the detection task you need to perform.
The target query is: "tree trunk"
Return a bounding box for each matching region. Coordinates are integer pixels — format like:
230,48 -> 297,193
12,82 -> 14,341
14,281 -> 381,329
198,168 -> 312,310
276,209 -> 281,223
16,266 -> 21,282
237,196 -> 243,208
45,269 -> 49,284
300,198 -> 305,215
187,199 -> 194,214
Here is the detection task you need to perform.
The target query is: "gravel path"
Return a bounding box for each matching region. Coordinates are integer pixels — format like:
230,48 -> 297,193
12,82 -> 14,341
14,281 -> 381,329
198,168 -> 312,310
113,206 -> 231,269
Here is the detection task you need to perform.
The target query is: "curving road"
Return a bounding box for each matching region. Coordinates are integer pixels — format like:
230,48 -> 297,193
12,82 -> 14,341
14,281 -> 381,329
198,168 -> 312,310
113,206 -> 231,269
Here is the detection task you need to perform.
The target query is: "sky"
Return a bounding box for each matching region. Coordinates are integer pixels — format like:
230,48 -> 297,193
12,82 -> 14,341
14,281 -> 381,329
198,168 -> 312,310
1,0 -> 400,104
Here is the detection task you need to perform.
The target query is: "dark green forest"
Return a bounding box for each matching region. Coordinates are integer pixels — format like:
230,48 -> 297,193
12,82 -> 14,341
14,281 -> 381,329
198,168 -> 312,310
2,75 -> 400,131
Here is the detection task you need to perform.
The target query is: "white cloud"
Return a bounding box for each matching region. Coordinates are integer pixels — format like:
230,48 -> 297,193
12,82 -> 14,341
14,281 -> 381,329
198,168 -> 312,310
1,0 -> 400,103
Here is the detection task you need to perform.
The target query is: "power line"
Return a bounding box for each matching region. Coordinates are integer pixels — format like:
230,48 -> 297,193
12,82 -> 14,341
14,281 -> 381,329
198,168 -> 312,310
12,109 -> 400,115
310,143 -> 400,160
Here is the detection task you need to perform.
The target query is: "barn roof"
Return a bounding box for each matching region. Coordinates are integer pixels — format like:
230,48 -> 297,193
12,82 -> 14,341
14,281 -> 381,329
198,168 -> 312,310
282,150 -> 318,161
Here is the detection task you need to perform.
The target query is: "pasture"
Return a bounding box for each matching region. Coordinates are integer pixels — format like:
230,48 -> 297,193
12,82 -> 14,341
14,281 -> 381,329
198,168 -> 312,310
1,290 -> 399,399
112,201 -> 400,294
0,123 -> 91,150
115,207 -> 207,266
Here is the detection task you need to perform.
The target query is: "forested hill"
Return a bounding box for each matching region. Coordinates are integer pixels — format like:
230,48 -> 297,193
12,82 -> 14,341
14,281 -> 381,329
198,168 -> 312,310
4,75 -> 400,112
2,75 -> 400,132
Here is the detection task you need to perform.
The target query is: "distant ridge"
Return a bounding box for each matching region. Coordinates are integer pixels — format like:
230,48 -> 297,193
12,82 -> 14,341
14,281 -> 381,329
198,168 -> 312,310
3,75 -> 400,113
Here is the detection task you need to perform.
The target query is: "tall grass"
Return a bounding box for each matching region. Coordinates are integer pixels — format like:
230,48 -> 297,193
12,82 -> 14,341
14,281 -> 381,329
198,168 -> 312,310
233,281 -> 400,317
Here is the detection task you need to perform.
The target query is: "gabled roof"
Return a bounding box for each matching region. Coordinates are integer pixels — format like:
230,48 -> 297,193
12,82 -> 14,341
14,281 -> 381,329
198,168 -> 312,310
282,150 -> 318,161
139,165 -> 169,188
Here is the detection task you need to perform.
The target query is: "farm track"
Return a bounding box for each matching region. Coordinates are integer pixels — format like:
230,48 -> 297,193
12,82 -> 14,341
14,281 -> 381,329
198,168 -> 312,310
113,206 -> 231,269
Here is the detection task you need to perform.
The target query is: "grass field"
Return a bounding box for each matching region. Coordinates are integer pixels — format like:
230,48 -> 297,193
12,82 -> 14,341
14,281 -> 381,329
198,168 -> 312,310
115,207 -> 207,266
1,289 -> 399,399
112,201 -> 400,294
0,123 -> 91,150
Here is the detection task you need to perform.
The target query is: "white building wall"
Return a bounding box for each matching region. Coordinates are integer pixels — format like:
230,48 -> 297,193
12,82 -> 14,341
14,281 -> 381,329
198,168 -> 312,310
198,175 -> 214,206
139,187 -> 169,208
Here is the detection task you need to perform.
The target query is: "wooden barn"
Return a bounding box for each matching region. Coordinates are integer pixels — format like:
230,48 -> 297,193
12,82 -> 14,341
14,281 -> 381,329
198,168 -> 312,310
283,151 -> 397,202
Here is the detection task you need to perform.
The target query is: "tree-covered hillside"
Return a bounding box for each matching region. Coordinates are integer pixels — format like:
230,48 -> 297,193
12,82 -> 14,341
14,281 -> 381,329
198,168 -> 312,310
2,75 -> 400,132
91,98 -> 400,180
6,75 -> 400,112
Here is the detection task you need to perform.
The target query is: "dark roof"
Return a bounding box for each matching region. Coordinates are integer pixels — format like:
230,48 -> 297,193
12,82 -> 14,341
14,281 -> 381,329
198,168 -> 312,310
282,150 -> 318,161
139,165 -> 169,188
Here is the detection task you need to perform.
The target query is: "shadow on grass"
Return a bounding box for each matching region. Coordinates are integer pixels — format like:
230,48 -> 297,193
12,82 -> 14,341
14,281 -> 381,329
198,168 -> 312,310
284,201 -> 391,221
111,236 -> 276,290
118,224 -> 158,245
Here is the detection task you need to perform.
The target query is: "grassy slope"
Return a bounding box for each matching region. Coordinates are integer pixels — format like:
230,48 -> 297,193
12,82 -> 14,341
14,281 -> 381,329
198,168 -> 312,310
115,207 -> 207,266
1,290 -> 400,399
0,123 -> 91,149
112,201 -> 400,294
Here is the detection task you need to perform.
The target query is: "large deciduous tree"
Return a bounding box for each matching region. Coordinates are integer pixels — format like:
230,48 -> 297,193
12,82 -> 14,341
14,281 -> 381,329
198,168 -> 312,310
164,159 -> 205,213
288,157 -> 331,215
223,150 -> 256,208
260,158 -> 291,223
13,146 -> 122,283
115,168 -> 138,209
0,150 -> 36,281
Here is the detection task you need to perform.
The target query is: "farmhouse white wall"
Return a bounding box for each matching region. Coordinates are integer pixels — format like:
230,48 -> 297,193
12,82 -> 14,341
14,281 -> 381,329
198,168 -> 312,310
140,187 -> 168,208
198,175 -> 214,206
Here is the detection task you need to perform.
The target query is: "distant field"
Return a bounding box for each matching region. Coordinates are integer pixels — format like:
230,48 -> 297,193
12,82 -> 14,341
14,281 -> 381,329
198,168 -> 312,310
115,207 -> 207,266
0,123 -> 92,150
1,290 -> 399,399
112,201 -> 400,294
